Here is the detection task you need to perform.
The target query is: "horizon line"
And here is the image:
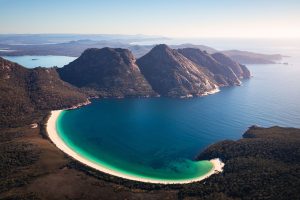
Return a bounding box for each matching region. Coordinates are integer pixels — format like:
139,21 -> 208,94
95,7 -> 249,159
0,33 -> 299,40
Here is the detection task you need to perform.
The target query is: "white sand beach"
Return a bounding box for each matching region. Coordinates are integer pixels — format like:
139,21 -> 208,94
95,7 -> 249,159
47,110 -> 224,184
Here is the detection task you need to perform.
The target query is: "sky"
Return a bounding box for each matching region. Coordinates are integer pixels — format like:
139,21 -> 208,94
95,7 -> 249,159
0,0 -> 300,38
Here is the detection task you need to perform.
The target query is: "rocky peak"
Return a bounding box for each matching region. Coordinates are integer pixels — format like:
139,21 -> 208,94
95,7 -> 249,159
58,47 -> 155,97
137,44 -> 218,97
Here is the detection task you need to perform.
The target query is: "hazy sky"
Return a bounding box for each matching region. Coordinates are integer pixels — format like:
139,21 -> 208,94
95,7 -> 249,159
0,0 -> 299,38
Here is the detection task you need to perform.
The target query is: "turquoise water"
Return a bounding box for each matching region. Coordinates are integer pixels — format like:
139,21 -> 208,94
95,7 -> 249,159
3,55 -> 77,68
57,59 -> 300,181
57,102 -> 215,181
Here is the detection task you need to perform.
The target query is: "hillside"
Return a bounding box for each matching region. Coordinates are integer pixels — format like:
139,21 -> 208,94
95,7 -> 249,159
192,126 -> 300,200
211,52 -> 251,79
58,48 -> 156,98
178,48 -> 241,86
0,57 -> 88,128
137,44 -> 219,97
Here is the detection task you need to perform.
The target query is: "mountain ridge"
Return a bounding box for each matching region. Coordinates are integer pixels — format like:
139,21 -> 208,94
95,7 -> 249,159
137,44 -> 219,97
178,48 -> 242,86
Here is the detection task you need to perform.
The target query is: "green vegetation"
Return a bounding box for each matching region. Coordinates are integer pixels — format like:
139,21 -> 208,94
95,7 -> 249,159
0,127 -> 40,194
0,57 -> 87,128
188,126 -> 300,200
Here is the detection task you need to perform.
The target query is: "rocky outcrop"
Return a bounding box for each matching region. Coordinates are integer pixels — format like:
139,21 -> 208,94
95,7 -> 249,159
137,44 -> 219,97
58,48 -> 156,97
211,52 -> 251,79
178,48 -> 241,86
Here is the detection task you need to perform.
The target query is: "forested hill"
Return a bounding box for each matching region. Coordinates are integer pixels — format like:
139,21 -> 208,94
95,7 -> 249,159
0,57 -> 88,128
189,126 -> 300,200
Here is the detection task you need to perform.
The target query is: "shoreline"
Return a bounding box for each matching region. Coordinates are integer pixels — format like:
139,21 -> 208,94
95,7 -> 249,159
47,110 -> 224,184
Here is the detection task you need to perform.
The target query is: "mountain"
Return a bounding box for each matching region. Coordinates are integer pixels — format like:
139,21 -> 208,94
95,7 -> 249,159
211,52 -> 251,79
0,57 -> 88,127
178,48 -> 241,86
137,44 -> 219,97
58,48 -> 156,97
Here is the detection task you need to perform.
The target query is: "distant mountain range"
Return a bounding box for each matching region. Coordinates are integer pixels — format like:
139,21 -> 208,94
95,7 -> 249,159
0,34 -> 168,45
0,39 -> 283,64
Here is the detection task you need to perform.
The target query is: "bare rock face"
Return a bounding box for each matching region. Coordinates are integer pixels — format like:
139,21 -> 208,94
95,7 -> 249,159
211,52 -> 251,79
137,44 -> 218,97
58,48 -> 156,97
178,48 -> 247,86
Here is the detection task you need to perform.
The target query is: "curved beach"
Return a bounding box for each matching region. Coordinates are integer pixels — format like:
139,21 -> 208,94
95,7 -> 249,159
47,110 -> 224,184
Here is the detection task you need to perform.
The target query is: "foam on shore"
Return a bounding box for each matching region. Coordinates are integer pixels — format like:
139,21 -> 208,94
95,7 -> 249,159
47,110 -> 224,184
